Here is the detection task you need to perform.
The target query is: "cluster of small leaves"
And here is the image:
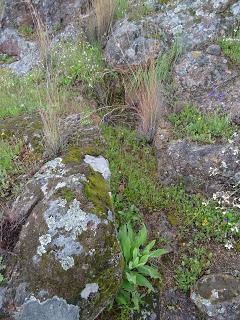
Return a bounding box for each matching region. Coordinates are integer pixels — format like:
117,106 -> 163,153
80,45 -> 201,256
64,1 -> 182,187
219,28 -> 240,66
116,223 -> 167,310
168,105 -> 235,143
175,248 -> 212,293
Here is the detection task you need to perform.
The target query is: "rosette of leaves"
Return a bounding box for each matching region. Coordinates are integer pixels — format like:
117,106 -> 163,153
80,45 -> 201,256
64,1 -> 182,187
116,223 -> 168,310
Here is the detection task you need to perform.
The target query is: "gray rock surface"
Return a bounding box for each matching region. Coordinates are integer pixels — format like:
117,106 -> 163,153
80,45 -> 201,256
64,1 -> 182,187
1,0 -> 88,30
156,134 -> 240,195
105,0 -> 240,68
0,28 -> 39,74
191,273 -> 240,320
174,48 -> 240,119
0,149 -> 123,319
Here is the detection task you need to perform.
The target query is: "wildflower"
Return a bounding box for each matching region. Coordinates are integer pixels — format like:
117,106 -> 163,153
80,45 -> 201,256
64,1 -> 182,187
202,218 -> 208,226
224,241 -> 234,250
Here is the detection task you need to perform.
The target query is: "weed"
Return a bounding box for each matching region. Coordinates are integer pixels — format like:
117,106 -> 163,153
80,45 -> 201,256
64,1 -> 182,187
0,53 -> 17,64
168,105 -> 235,143
219,28 -> 240,67
116,223 -> 167,310
175,247 -> 212,292
18,24 -> 34,37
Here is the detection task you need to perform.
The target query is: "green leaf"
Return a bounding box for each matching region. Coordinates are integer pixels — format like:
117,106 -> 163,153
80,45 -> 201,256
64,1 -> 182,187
132,247 -> 139,261
116,291 -> 129,306
126,271 -> 137,285
118,225 -> 131,263
131,256 -> 140,269
137,265 -> 160,279
142,240 -> 156,255
134,272 -> 155,292
133,225 -> 148,249
149,248 -> 168,258
138,254 -> 149,266
122,279 -> 134,292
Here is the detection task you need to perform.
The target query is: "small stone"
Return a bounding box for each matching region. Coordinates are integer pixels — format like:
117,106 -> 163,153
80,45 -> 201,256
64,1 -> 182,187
206,44 -> 221,56
191,273 -> 240,320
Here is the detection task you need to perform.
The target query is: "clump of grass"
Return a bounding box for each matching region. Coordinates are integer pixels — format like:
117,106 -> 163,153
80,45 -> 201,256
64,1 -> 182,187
168,105 -> 235,143
219,28 -> 240,67
115,0 -> 129,19
0,53 -> 17,64
126,41 -> 182,142
92,0 -> 117,41
18,24 -> 34,38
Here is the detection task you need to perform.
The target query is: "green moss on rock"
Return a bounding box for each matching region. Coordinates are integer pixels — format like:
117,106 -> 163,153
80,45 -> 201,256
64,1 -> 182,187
55,187 -> 76,202
84,171 -> 112,215
63,146 -> 103,165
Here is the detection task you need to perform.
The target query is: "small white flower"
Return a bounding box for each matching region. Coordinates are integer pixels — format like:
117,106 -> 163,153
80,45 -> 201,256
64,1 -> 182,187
225,241 -> 234,250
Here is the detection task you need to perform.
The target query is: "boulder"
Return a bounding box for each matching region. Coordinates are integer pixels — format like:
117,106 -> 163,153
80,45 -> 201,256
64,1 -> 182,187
156,133 -> 240,196
105,0 -> 240,68
0,142 -> 123,319
191,273 -> 240,320
0,28 -> 39,74
174,48 -> 240,120
1,0 -> 88,30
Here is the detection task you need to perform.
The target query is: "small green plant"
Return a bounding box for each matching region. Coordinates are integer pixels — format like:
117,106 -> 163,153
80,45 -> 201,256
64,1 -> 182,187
115,0 -> 128,19
219,28 -> 240,66
169,105 -> 235,143
116,223 -> 168,310
0,53 -> 17,64
175,248 -> 212,292
18,24 -> 34,37
118,205 -> 141,225
0,257 -> 6,283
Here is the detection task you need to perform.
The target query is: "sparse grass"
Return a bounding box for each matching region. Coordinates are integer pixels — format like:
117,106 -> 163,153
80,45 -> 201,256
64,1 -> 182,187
18,24 -> 34,38
0,138 -> 22,196
0,53 -> 17,64
175,247 -> 212,292
115,0 -> 129,19
219,28 -> 240,67
168,105 -> 235,143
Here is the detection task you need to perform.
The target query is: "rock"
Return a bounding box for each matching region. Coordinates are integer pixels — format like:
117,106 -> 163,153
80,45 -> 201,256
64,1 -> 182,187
156,137 -> 240,196
174,49 -> 240,118
105,0 -> 240,68
134,290 -> 160,320
0,141 -> 123,319
1,0 -> 88,30
191,273 -> 240,320
105,19 -> 165,69
0,28 -> 39,75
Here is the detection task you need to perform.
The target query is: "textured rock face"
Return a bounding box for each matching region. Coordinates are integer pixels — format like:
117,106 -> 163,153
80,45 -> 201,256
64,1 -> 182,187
174,47 -> 240,119
191,273 -> 240,320
0,151 -> 123,319
156,135 -> 240,195
1,0 -> 88,30
105,0 -> 240,68
0,28 -> 39,74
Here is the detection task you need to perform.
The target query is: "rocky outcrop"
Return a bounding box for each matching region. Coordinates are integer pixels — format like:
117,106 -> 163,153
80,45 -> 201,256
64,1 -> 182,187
174,47 -> 240,120
105,0 -> 240,68
1,0 -> 88,30
0,125 -> 123,320
191,273 -> 240,320
156,133 -> 240,196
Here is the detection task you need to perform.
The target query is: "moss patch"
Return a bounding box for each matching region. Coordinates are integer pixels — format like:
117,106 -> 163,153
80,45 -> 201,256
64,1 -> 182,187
63,146 -> 103,165
84,171 -> 112,215
55,187 -> 76,202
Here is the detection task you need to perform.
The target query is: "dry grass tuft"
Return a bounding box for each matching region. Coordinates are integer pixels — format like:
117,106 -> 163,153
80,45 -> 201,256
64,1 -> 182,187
92,0 -> 117,41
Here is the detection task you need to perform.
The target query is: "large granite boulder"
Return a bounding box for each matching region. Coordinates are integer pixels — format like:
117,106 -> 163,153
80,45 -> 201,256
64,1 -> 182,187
105,0 -> 240,68
191,273 -> 240,320
0,140 -> 123,319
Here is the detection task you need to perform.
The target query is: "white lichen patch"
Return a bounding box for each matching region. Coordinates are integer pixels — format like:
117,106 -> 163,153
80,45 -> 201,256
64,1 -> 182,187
36,199 -> 101,271
84,155 -> 111,180
80,283 -> 99,300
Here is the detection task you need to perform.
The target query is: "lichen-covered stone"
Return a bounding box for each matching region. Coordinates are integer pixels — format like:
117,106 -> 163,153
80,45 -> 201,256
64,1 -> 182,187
191,273 -> 240,320
1,151 -> 123,320
105,0 -> 240,68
